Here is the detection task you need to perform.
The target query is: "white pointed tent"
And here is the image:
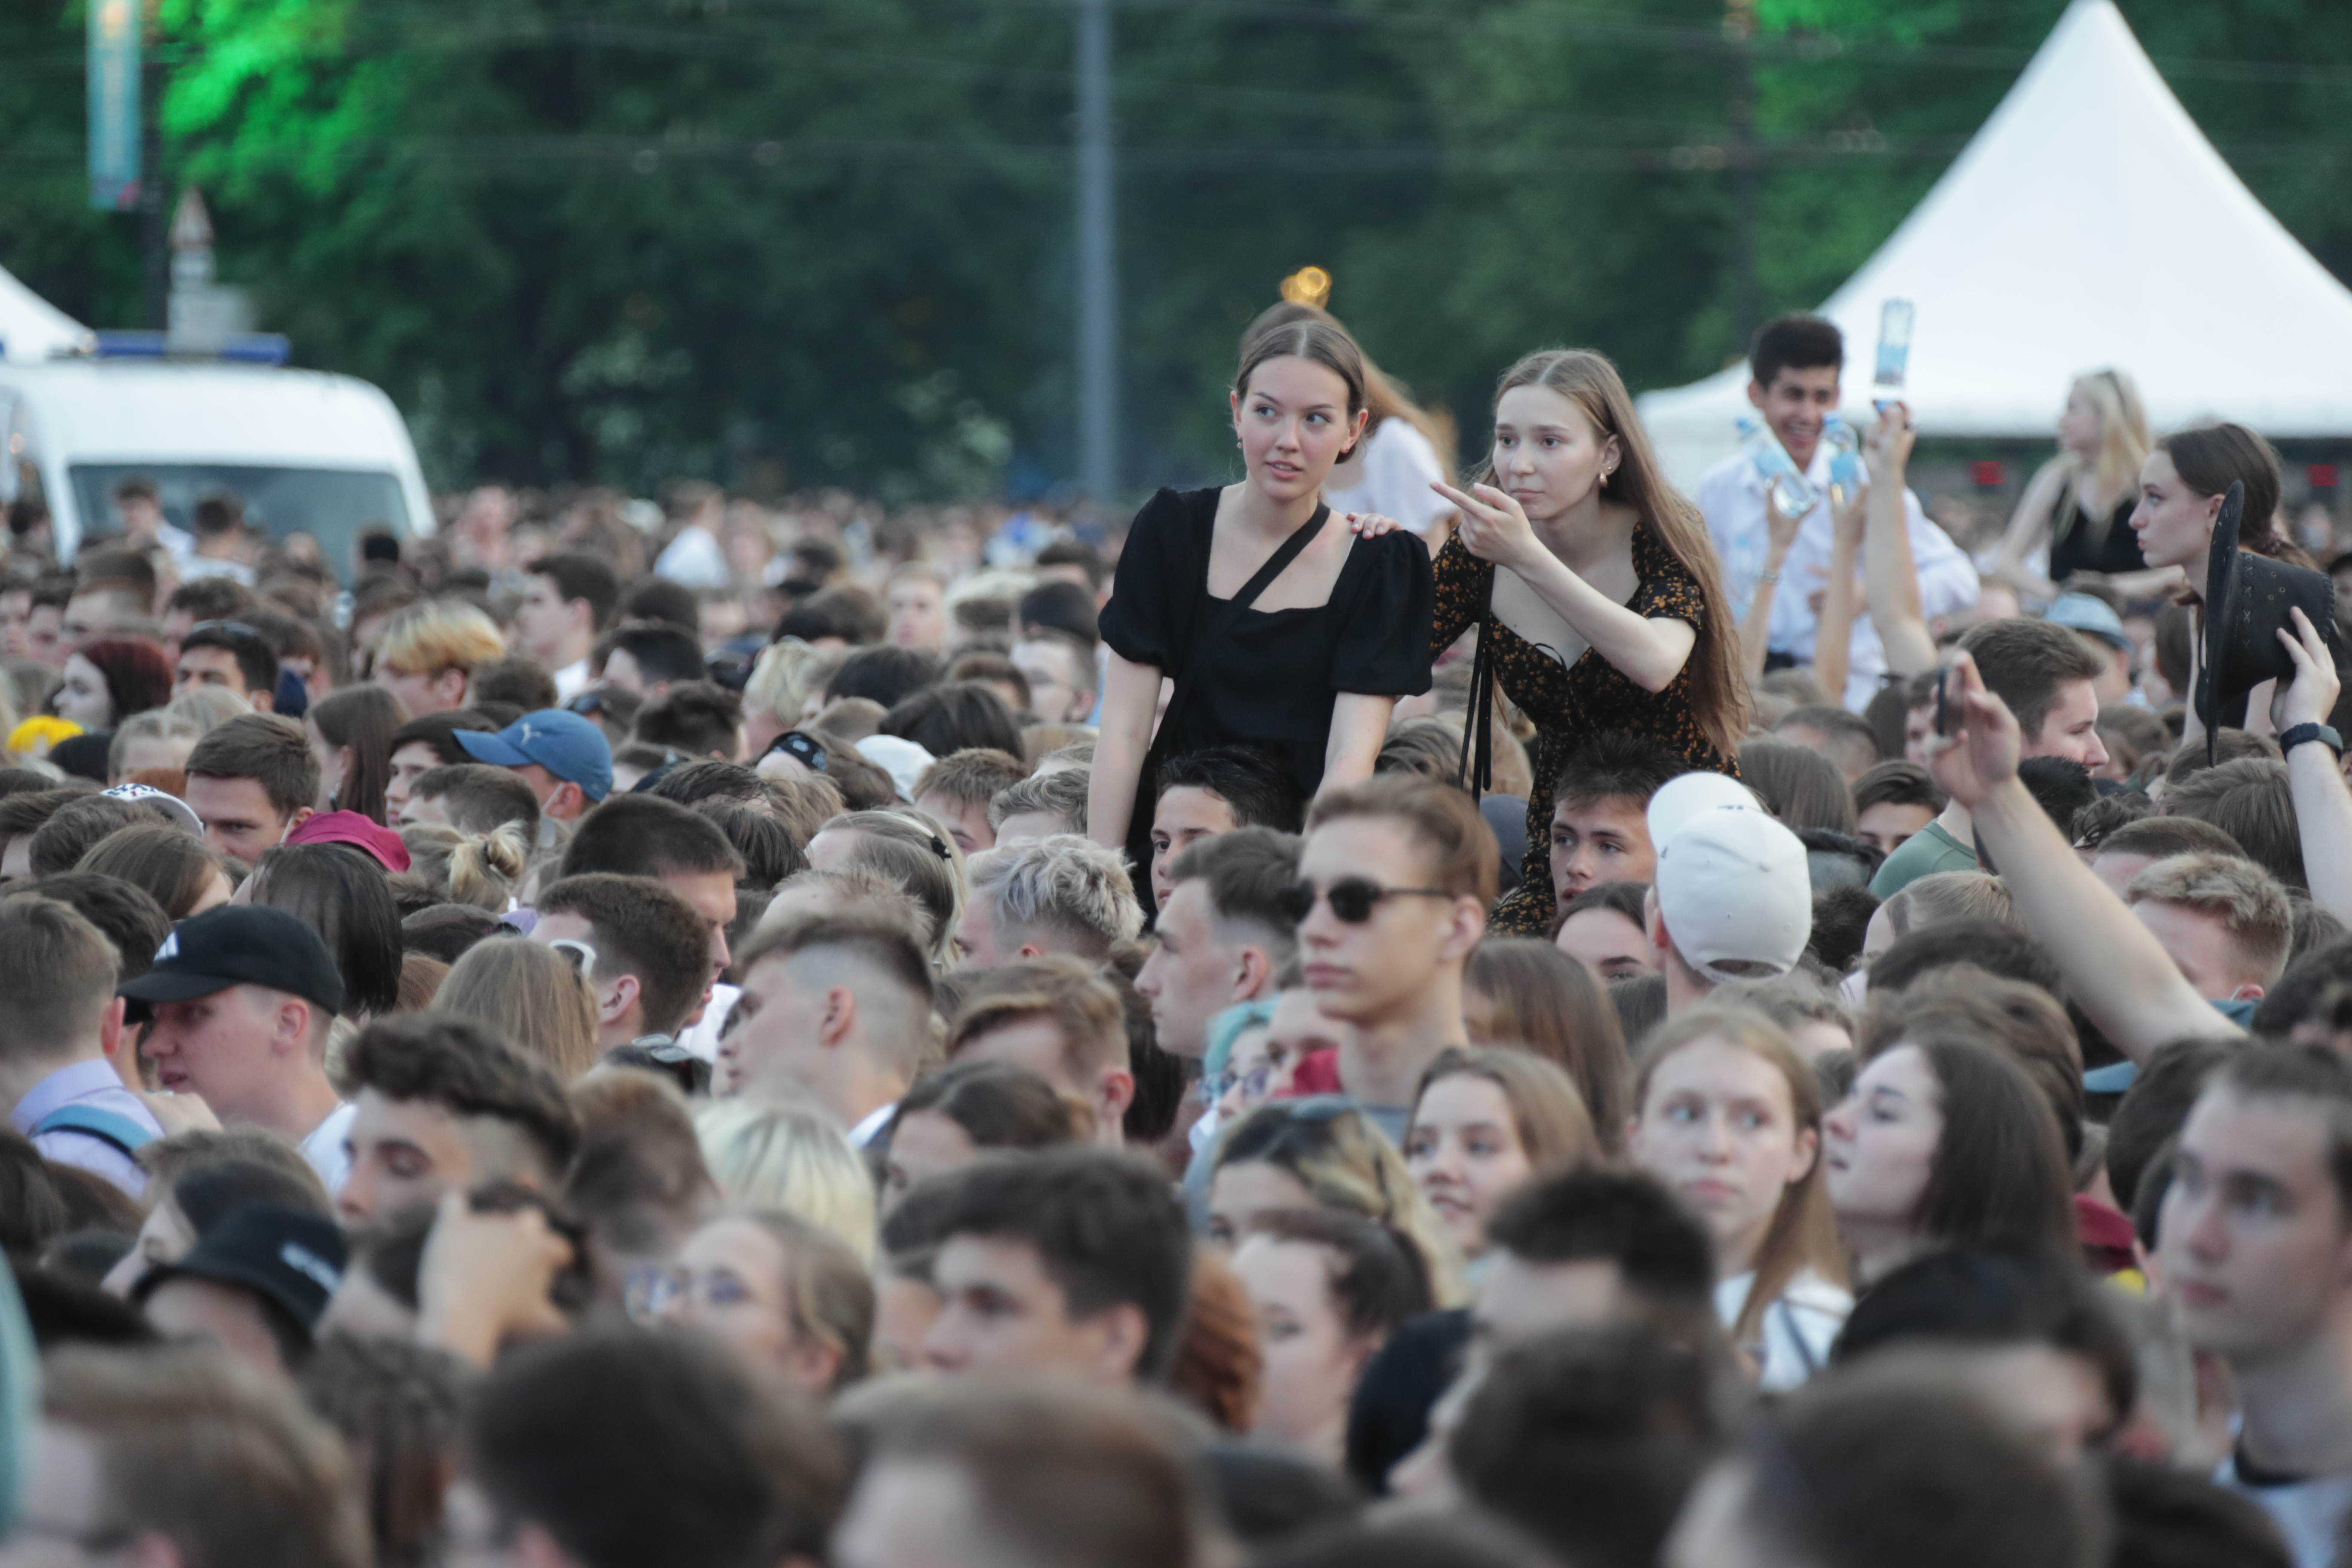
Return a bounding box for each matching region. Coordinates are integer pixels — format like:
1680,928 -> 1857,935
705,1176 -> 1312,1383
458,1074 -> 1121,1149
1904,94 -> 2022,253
0,263 -> 91,363
1636,0 -> 2352,491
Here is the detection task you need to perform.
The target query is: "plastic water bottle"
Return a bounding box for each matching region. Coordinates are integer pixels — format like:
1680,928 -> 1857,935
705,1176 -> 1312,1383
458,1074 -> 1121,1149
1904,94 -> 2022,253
1823,415 -> 1864,510
1739,415 -> 1819,518
1874,298 -> 1914,413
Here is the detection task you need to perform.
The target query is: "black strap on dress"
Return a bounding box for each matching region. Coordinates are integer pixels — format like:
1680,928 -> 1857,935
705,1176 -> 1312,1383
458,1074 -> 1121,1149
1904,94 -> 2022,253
1456,569 -> 1495,795
1155,501 -> 1332,747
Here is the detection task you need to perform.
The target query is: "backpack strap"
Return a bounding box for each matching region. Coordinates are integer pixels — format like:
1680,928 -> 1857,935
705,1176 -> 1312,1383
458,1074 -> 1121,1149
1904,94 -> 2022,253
31,1105 -> 156,1159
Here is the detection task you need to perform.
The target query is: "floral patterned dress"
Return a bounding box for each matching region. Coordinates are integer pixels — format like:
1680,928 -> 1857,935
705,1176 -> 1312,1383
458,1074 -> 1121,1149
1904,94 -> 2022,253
1433,523 -> 1737,933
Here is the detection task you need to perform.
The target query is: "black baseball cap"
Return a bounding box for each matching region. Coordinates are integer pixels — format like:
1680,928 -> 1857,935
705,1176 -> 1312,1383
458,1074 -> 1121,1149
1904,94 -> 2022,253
118,905 -> 345,1017
132,1204 -> 347,1329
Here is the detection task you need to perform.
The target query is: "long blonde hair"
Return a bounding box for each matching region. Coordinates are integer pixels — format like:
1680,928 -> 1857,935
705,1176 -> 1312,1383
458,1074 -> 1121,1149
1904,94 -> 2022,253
1631,1004 -> 1844,1345
2053,368 -> 2151,539
1486,350 -> 1749,754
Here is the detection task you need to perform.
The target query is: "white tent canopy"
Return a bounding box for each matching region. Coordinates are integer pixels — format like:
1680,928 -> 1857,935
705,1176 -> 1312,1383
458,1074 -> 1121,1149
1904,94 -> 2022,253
1637,0 -> 2352,492
0,264 -> 91,364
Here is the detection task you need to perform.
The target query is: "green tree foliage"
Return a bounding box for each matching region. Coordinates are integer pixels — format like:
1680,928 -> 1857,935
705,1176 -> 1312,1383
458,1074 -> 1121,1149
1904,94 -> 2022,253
1,0 -> 2347,497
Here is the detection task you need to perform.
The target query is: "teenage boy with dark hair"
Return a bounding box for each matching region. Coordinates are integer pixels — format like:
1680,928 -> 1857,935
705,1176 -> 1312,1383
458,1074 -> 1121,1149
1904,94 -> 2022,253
1296,775 -> 1495,1134
914,747 -> 1031,856
2158,1045 -> 2352,1566
1850,758 -> 1945,858
383,710 -> 498,818
175,619 -> 280,712
1698,313 -> 1978,707
560,792 -> 746,1020
601,623 -> 707,698
921,1145 -> 1194,1384
532,873 -> 716,1053
1872,618 -> 2110,897
160,575 -> 257,654
0,896 -> 163,1196
631,681 -> 745,762
184,712 -> 319,862
1546,732 -> 1690,907
454,1328 -> 842,1568
1477,1167 -> 1717,1346
517,551 -> 620,701
1135,826 -> 1300,1060
1011,627 -> 1099,725
1148,745 -> 1305,907
336,1013 -> 582,1234
401,762 -> 542,838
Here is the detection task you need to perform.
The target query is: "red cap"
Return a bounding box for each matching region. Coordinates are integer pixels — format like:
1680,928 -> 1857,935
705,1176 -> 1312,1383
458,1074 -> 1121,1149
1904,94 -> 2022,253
286,810 -> 411,873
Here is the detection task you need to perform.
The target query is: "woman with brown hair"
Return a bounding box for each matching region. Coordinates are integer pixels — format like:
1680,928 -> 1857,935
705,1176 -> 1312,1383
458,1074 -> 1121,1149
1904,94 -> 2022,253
1627,1005 -> 1848,1389
308,685 -> 407,824
1403,1046 -> 1597,1260
1424,349 -> 1745,934
1462,935 -> 1630,1153
436,937 -> 600,1082
76,823 -> 233,919
1088,317 -> 1436,907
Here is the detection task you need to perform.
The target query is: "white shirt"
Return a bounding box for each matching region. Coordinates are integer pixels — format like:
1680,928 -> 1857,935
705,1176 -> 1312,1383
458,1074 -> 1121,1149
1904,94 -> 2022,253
1698,443 -> 1979,710
553,658 -> 592,702
673,982 -> 741,1065
850,1101 -> 897,1149
1715,1267 -> 1851,1392
1321,418 -> 1453,536
655,525 -> 731,589
300,1101 -> 357,1196
2218,1452 -> 2352,1568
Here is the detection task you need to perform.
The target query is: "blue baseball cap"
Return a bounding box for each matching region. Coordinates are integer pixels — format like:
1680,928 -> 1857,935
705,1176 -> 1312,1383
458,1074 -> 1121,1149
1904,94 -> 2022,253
456,709 -> 614,802
2046,592 -> 2131,652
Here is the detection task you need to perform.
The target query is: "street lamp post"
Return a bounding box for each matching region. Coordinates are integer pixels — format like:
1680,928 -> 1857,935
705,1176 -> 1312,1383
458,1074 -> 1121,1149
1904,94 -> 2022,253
1075,0 -> 1118,506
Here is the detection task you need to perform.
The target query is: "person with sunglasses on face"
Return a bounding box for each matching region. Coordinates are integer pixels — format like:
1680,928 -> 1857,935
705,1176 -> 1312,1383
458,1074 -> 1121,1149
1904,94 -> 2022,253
1287,775 -> 1496,1139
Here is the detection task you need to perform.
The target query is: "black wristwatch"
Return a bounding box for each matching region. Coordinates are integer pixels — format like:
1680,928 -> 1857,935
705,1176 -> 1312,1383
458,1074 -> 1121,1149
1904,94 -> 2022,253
2278,723 -> 2344,759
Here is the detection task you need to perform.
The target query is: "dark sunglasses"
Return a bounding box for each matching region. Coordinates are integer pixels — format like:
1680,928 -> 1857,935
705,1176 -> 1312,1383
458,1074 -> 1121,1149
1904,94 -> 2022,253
1277,877 -> 1452,925
764,729 -> 828,774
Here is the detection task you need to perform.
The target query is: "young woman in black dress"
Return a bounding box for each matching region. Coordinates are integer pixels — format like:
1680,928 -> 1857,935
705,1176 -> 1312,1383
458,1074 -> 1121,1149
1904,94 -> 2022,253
1428,349 -> 1746,934
1089,320 -> 1436,905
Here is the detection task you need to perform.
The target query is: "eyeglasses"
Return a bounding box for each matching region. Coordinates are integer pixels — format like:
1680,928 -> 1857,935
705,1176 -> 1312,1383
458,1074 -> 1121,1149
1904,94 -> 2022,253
547,938 -> 597,974
1277,877 -> 1453,925
1206,1058 -> 1280,1107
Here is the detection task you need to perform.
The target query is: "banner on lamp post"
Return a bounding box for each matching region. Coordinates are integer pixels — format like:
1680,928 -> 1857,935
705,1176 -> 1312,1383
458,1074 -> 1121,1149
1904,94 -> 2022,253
88,0 -> 141,211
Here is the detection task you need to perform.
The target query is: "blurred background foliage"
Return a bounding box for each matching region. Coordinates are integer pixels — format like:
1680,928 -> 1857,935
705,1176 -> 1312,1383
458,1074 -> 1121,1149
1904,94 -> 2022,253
1,0 -> 2348,499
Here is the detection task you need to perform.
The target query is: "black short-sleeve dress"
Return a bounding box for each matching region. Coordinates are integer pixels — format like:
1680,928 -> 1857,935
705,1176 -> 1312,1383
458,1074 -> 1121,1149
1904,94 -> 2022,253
1100,487 -> 1435,892
1431,523 -> 1736,934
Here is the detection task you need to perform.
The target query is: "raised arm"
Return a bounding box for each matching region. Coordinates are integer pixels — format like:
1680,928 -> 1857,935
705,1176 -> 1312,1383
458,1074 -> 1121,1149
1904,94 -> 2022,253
1929,651 -> 2243,1060
1740,487 -> 1809,681
1813,484 -> 1868,704
1861,406 -> 1940,679
1087,651 -> 1163,852
1436,479 -> 1696,694
2274,606 -> 2352,923
1989,461 -> 2069,602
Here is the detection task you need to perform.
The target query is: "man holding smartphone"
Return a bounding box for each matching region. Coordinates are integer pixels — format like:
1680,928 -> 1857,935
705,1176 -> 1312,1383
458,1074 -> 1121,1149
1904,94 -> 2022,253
1868,617 -> 2109,897
1698,313 -> 1980,710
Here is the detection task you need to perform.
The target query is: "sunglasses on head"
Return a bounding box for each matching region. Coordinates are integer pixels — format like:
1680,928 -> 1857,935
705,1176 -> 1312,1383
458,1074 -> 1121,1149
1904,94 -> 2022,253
1277,877 -> 1452,925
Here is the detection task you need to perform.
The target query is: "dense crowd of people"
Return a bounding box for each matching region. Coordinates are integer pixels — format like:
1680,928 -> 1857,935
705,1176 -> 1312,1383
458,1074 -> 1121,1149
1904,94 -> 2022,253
0,304 -> 2349,1568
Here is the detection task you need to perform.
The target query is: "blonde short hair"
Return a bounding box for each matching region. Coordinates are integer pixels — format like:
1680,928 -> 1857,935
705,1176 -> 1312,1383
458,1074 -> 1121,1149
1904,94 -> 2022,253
376,599 -> 505,678
2126,851 -> 2294,987
966,834 -> 1143,958
695,1095 -> 878,1266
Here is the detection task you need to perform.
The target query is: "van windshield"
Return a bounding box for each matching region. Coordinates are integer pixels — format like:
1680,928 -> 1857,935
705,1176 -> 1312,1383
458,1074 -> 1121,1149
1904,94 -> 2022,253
70,463 -> 409,572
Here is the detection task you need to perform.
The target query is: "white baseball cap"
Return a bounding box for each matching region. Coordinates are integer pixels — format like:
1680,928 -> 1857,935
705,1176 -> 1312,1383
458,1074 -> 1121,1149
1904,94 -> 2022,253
1653,800 -> 1812,985
101,782 -> 204,836
1645,770 -> 1764,849
855,734 -> 937,803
